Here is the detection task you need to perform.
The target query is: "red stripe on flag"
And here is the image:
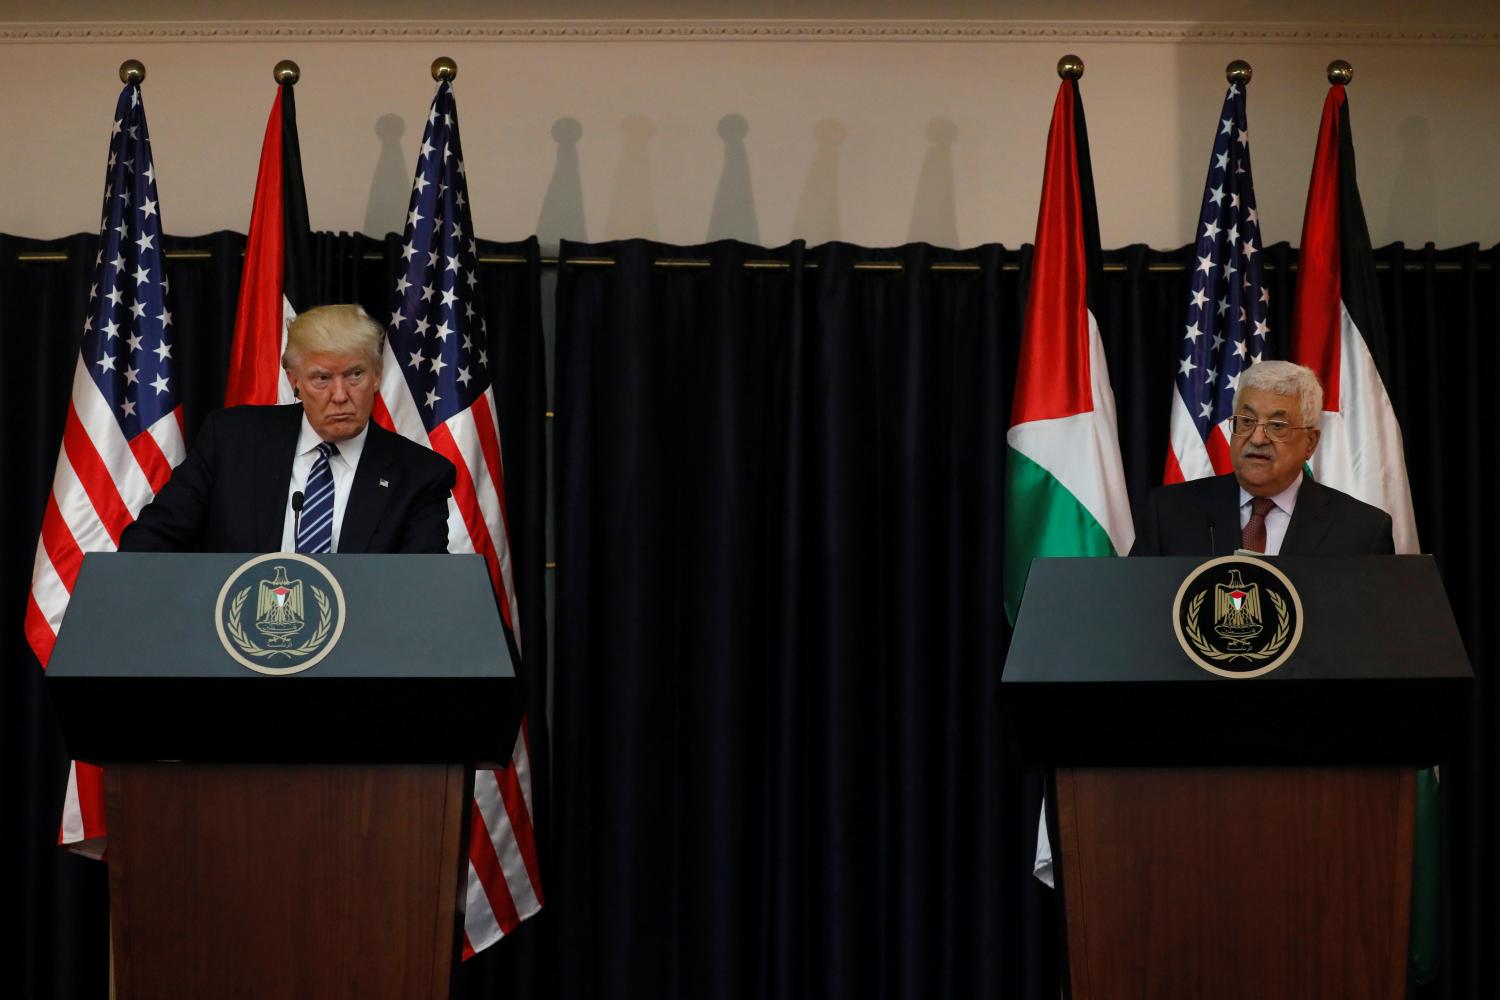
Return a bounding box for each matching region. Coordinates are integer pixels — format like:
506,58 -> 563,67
129,427 -> 173,493
371,394 -> 397,433
62,405 -> 132,546
470,393 -> 513,544
1011,79 -> 1092,426
40,494 -> 85,600
428,422 -> 508,622
496,761 -> 544,903
1291,85 -> 1345,412
1163,447 -> 1186,485
25,593 -> 58,666
225,88 -> 288,407
468,793 -> 523,934
1206,424 -> 1233,475
73,763 -> 108,842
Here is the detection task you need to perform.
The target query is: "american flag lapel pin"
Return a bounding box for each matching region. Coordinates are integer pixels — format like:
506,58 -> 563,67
379,478 -> 389,488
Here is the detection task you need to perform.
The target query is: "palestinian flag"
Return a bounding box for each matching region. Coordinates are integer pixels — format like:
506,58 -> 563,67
1292,78 -> 1435,985
1291,83 -> 1419,553
1003,74 -> 1134,626
225,77 -> 312,406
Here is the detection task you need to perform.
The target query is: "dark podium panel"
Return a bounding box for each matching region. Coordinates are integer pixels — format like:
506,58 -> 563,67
1002,556 -> 1471,1000
48,552 -> 522,764
1003,556 -> 1470,766
47,553 -> 522,1000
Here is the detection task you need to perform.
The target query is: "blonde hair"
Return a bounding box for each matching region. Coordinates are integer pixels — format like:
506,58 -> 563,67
282,304 -> 384,373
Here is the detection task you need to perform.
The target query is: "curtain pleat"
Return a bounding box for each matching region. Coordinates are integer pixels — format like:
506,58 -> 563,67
554,238 -> 1500,1000
1,232 -> 551,1000
6,232 -> 1498,1000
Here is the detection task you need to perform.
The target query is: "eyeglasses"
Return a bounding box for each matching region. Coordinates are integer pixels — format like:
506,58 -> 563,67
1228,414 -> 1314,442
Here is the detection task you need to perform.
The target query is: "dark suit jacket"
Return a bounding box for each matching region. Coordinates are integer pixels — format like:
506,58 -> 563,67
1130,473 -> 1396,557
120,404 -> 456,554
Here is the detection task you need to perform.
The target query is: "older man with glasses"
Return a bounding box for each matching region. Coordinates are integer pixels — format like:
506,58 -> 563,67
1132,360 -> 1394,556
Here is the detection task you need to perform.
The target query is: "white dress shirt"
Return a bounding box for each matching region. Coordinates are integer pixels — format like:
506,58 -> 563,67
280,416 -> 369,553
1238,471 -> 1302,556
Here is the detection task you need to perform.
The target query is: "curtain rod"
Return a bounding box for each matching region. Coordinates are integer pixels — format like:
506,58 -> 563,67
11,250 -> 1486,274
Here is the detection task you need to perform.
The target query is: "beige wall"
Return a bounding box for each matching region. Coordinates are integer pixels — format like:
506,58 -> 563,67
3,21 -> 1498,252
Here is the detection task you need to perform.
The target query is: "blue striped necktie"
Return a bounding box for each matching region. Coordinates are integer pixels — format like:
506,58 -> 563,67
296,441 -> 338,554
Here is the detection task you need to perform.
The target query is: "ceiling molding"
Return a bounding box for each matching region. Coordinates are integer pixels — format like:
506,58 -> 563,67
4,19 -> 1500,44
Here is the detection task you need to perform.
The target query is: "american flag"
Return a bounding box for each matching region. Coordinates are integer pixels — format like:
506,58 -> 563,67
1164,78 -> 1270,483
25,82 -> 185,854
378,78 -> 542,956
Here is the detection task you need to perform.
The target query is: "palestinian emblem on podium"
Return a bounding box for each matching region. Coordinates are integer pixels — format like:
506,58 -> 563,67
215,552 -> 347,675
1172,555 -> 1303,679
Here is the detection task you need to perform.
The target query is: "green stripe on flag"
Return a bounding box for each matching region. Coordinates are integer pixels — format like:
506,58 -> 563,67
1410,766 -> 1441,985
1003,447 -> 1117,624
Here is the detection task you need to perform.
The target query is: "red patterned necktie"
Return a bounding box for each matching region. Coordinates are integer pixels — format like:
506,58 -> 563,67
1241,496 -> 1276,553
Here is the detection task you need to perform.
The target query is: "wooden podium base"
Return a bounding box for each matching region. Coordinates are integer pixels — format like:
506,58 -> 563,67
105,763 -> 469,1000
1055,766 -> 1415,1000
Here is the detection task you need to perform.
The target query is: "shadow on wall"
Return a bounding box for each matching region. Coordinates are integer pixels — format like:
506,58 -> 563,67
364,113 -> 410,237
707,113 -> 761,244
1386,116 -> 1435,243
908,117 -> 960,247
606,115 -> 660,240
538,117 -> 587,254
791,119 -> 847,244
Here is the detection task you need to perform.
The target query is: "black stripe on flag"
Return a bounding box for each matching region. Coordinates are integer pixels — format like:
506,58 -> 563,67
1070,80 -> 1104,317
280,80 -> 314,315
1334,97 -> 1392,382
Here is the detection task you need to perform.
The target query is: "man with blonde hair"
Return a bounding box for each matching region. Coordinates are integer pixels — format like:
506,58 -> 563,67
122,304 -> 455,553
1132,360 -> 1393,556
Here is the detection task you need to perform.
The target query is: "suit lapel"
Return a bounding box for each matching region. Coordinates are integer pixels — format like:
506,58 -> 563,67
338,423 -> 396,554
1210,475 -> 1241,556
1280,478 -> 1333,555
254,406 -> 303,551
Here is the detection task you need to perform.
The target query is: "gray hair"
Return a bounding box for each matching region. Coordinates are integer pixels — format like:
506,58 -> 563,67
1233,359 -> 1323,426
282,304 -> 385,373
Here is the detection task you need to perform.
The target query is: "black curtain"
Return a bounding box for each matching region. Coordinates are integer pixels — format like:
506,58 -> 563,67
553,239 -> 1055,1000
553,237 -> 1499,1000
7,232 -> 1498,1000
1,231 -> 551,1000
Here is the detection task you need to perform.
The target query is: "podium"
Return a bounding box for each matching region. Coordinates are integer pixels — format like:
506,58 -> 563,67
1002,556 -> 1471,1000
47,552 -> 524,1000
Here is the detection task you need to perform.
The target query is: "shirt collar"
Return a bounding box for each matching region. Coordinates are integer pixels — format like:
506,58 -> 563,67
1239,470 -> 1303,515
296,413 -> 369,469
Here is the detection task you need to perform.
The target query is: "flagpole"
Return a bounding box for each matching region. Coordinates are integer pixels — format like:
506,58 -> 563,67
0,49 -> 1459,283
109,53 -> 149,1000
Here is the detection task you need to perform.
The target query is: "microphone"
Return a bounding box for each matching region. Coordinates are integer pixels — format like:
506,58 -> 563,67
291,490 -> 304,550
1208,517 -> 1217,555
